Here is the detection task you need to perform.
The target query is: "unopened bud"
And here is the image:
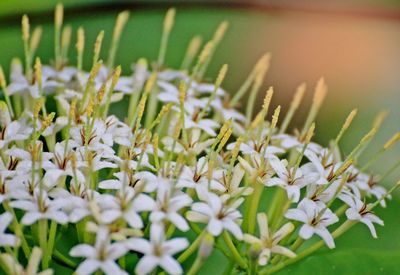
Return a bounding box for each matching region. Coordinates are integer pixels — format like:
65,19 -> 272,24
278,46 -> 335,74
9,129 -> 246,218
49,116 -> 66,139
384,132 -> 400,150
199,234 -> 214,259
21,15 -> 30,42
163,8 -> 175,34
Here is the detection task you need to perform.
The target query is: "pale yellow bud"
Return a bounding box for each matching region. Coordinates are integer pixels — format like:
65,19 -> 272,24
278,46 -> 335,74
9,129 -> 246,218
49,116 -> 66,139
69,98 -> 77,119
93,31 -> 104,63
231,137 -> 242,160
254,53 -> 271,75
187,36 -> 202,57
215,64 -> 228,87
144,73 -> 157,94
173,120 -> 182,140
153,134 -> 159,157
217,120 -> 232,141
199,234 -> 214,259
217,128 -> 232,152
0,66 -> 6,87
33,98 -> 44,119
61,25 -> 72,49
178,81 -> 186,105
41,112 -> 55,130
291,83 -> 306,109
21,15 -> 30,42
114,11 -> 130,41
111,66 -> 122,90
163,8 -> 175,33
213,21 -> 228,43
55,3 -> 64,28
313,77 -> 327,108
305,123 -> 315,143
343,109 -> 357,131
34,57 -> 42,87
361,127 -> 377,144
76,27 -> 85,53
198,41 -> 214,65
30,27 -> 42,54
384,132 -> 400,150
271,105 -> 281,129
262,87 -> 273,111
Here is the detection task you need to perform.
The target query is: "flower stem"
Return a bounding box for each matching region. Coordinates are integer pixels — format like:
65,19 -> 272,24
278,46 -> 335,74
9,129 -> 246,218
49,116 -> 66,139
178,230 -> 205,263
223,231 -> 247,269
3,203 -> 30,258
38,219 -> 48,269
247,182 -> 263,234
187,257 -> 204,275
43,221 -> 57,268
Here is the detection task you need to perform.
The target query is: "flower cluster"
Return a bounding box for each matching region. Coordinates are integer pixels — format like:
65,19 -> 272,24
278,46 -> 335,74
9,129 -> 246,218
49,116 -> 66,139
0,4 -> 399,275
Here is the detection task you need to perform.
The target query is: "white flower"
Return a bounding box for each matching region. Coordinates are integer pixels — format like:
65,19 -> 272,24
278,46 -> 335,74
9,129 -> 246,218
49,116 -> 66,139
227,140 -> 284,159
10,191 -> 68,225
352,173 -> 389,207
176,156 -> 221,190
126,224 -> 188,275
150,181 -> 192,231
70,227 -> 128,275
339,191 -> 384,238
244,213 -> 295,265
187,188 -> 243,239
285,198 -> 339,248
0,212 -> 20,247
265,156 -> 318,202
43,142 -> 85,186
99,187 -> 154,228
0,120 -> 32,149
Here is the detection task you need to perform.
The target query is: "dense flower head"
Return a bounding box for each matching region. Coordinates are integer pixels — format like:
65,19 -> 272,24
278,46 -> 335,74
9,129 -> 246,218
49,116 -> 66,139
0,4 -> 399,275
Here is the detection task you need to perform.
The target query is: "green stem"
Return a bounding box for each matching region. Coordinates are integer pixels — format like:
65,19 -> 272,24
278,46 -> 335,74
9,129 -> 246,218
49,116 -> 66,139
3,203 -> 30,258
44,221 -> 57,268
223,231 -> 247,269
178,231 -> 205,263
38,219 -> 48,268
53,249 -> 77,268
247,182 -> 263,234
187,257 -> 204,275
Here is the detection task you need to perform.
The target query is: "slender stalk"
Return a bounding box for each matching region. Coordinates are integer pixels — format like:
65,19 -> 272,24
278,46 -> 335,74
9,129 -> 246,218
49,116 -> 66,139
187,257 -> 204,275
178,230 -> 205,263
223,231 -> 247,269
247,182 -> 263,234
38,219 -> 48,268
43,221 -> 57,268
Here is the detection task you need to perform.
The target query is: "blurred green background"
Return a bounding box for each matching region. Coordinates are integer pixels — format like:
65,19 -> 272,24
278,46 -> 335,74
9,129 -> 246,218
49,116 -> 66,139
0,0 -> 399,274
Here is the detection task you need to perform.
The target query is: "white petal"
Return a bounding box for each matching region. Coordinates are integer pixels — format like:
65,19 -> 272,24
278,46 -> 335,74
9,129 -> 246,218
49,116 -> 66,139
160,255 -> 183,275
135,255 -> 158,275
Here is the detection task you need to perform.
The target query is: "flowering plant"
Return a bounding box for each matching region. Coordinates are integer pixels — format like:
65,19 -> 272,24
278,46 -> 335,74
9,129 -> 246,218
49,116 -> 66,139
0,4 -> 399,275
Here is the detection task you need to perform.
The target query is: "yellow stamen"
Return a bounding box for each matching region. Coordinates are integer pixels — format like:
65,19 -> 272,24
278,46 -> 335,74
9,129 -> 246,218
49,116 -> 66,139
384,132 -> 400,150
34,57 -> 42,88
181,35 -> 202,70
305,122 -> 315,144
33,98 -> 44,119
163,8 -> 176,34
215,64 -> 228,88
93,31 -> 104,66
21,15 -> 30,42
198,41 -> 214,65
55,3 -> 63,29
76,27 -> 85,70
30,27 -> 42,55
